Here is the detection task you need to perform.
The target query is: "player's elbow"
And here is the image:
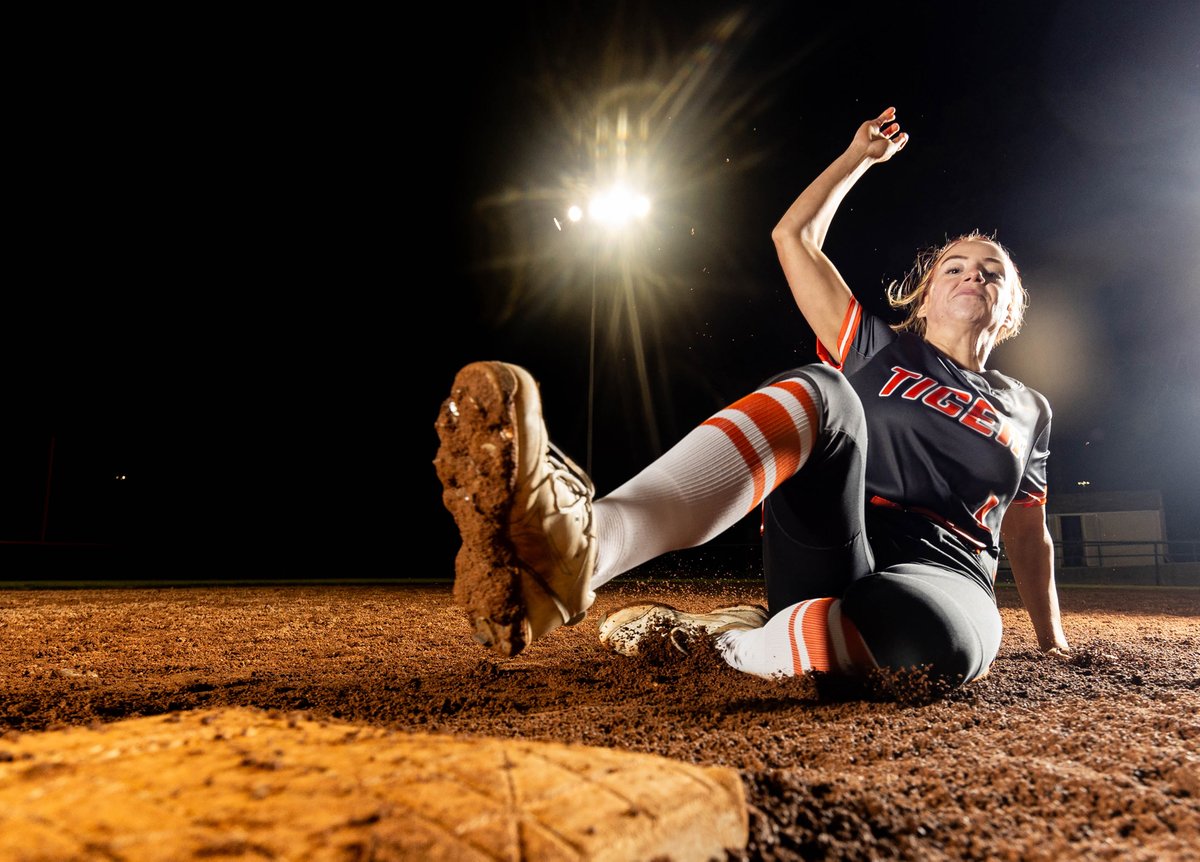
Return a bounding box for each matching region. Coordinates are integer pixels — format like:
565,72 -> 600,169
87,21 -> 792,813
771,221 -> 820,254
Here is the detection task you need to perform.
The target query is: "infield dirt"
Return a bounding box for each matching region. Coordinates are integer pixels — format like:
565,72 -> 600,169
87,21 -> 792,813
1,580 -> 1197,860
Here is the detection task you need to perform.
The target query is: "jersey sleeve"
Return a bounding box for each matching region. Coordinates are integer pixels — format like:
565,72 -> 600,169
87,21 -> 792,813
1014,401 -> 1051,508
816,298 -> 897,376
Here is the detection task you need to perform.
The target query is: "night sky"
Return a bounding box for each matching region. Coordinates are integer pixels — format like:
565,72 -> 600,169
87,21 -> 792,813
424,0 -> 1200,571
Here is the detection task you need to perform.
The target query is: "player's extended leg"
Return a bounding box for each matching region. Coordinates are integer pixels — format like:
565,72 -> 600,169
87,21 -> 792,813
435,360 -> 831,658
591,363 -> 841,589
671,363 -> 880,677
598,364 -> 882,667
435,362 -> 597,658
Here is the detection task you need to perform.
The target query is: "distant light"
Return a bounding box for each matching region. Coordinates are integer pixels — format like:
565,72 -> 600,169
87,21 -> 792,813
588,186 -> 651,229
567,205 -> 583,223
115,475 -> 127,481
1076,480 -> 1091,486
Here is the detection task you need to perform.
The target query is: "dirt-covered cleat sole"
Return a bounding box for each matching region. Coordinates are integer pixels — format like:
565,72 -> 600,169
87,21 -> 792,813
598,603 -> 768,657
434,361 -> 596,658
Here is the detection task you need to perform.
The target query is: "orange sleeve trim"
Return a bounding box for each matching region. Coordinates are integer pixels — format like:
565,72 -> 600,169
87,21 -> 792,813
817,298 -> 861,371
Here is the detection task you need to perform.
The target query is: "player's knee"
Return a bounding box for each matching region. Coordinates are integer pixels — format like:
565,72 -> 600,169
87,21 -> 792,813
761,364 -> 865,439
804,364 -> 865,440
759,365 -> 815,389
842,575 -> 986,687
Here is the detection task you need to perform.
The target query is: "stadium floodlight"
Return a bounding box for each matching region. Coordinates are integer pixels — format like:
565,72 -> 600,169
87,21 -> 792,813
562,184 -> 653,475
586,186 -> 651,230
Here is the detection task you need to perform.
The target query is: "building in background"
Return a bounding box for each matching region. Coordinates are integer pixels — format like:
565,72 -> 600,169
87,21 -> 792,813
1046,490 -> 1167,568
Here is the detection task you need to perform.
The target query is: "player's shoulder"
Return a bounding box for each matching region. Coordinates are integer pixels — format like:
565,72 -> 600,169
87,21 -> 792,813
840,310 -> 899,375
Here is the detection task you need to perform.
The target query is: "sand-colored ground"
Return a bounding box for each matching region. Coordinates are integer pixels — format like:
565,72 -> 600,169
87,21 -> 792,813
0,581 -> 1197,860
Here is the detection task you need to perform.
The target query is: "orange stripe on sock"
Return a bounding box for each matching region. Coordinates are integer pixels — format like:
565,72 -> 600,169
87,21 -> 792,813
800,597 -> 835,671
736,392 -> 801,494
772,379 -> 820,479
702,380 -> 819,510
701,416 -> 765,504
786,602 -> 806,674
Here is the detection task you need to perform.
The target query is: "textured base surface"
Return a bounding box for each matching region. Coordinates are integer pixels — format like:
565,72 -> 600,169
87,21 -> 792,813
0,707 -> 747,862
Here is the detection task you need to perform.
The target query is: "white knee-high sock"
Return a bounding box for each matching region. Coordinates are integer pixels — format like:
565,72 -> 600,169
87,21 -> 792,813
591,376 -> 820,588
715,597 -> 877,678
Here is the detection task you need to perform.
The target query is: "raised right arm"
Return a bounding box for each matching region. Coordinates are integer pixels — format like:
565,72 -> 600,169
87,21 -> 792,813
771,107 -> 909,364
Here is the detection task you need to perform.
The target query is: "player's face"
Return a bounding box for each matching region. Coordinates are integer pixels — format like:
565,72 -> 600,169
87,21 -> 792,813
918,240 -> 1016,338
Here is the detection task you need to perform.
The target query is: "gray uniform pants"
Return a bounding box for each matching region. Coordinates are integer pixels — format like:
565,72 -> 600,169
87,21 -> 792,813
762,364 -> 1002,684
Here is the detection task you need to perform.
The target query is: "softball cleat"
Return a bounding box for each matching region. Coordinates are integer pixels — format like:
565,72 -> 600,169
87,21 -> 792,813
598,602 -> 768,656
434,361 -> 596,658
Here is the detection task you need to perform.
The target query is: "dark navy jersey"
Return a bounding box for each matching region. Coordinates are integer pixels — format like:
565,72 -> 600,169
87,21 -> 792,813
818,299 -> 1051,569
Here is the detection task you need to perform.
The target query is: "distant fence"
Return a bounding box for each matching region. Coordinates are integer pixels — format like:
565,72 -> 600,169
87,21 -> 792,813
1045,539 -> 1200,567
998,539 -> 1200,587
628,539 -> 1200,587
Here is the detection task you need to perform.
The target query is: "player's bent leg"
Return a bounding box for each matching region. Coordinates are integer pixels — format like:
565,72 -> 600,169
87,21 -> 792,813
840,567 -> 1002,685
590,366 -> 827,588
595,564 -> 999,690
716,596 -> 876,678
761,364 -> 875,611
434,361 -> 597,659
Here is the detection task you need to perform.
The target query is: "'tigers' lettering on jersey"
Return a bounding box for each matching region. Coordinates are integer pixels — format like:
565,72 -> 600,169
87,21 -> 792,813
879,367 -> 1027,459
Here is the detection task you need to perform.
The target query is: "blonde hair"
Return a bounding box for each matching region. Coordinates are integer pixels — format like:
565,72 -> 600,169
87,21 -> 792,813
886,231 -> 1028,345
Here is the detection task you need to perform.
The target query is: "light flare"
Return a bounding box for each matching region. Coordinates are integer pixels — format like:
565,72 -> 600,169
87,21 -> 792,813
469,7 -> 791,471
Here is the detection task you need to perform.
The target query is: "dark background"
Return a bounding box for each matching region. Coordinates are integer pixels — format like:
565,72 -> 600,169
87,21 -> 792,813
7,1 -> 1197,580
422,0 -> 1200,576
